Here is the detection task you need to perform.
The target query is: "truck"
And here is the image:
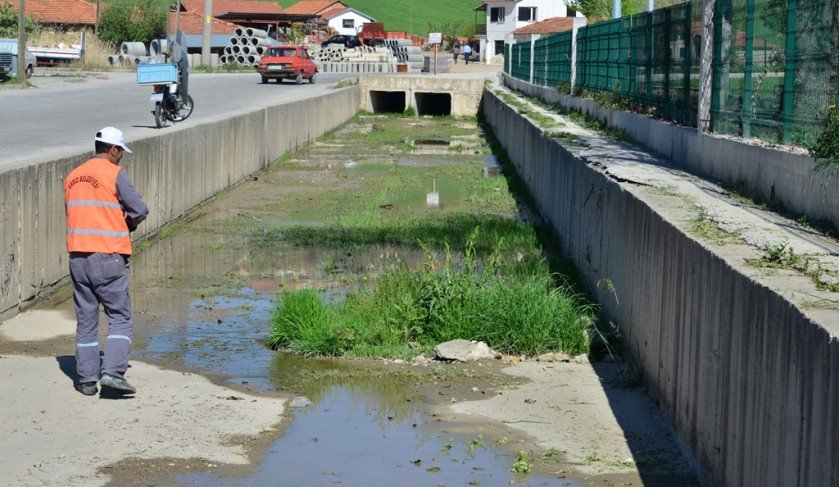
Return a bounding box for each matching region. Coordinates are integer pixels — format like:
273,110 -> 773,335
357,23 -> 386,46
0,39 -> 37,79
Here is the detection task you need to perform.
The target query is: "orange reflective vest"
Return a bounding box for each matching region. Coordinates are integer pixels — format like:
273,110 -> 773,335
65,158 -> 132,255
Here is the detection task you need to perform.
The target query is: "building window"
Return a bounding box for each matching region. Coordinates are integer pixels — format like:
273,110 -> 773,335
342,18 -> 355,29
566,7 -> 577,17
518,7 -> 537,21
490,7 -> 505,22
494,40 -> 505,55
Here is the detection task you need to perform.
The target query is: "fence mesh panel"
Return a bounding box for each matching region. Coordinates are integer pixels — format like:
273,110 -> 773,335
510,42 -> 532,81
711,0 -> 838,143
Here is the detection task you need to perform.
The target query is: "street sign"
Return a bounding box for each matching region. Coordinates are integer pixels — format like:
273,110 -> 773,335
429,32 -> 442,44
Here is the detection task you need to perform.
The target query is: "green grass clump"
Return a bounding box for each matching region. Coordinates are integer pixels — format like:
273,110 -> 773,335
267,233 -> 595,358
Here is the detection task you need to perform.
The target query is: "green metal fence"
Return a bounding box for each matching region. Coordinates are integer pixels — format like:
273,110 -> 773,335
510,42 -> 532,81
711,0 -> 838,144
503,0 -> 836,143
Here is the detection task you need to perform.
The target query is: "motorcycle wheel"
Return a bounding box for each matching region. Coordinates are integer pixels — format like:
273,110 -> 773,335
154,102 -> 165,128
172,95 -> 194,122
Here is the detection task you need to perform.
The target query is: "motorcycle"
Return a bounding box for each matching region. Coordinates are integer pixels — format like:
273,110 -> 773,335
145,31 -> 194,129
150,81 -> 194,128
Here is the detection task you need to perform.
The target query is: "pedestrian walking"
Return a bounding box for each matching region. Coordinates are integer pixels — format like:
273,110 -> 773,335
65,127 -> 148,396
452,43 -> 459,64
463,44 -> 472,65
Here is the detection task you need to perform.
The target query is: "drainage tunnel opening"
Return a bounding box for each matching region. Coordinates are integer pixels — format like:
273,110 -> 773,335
415,92 -> 451,116
370,91 -> 407,113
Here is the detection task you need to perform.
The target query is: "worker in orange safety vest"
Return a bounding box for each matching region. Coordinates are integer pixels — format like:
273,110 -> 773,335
65,127 -> 148,396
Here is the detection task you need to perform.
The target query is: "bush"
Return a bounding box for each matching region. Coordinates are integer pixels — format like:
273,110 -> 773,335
807,104 -> 839,168
99,0 -> 165,46
0,1 -> 40,38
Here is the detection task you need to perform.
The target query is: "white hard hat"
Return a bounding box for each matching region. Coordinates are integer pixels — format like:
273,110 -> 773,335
95,127 -> 132,153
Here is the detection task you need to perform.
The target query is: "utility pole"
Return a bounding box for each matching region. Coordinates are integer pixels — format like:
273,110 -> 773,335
17,0 -> 25,84
201,0 -> 212,66
95,0 -> 100,35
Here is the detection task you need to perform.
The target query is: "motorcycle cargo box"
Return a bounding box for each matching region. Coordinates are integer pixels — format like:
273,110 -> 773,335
136,63 -> 177,85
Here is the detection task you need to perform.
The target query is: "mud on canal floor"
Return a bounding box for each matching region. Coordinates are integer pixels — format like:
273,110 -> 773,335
0,114 -> 698,486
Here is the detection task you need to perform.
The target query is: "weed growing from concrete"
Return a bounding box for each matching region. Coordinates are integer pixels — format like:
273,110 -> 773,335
510,451 -> 533,473
747,240 -> 838,292
690,206 -> 740,245
652,184 -> 681,197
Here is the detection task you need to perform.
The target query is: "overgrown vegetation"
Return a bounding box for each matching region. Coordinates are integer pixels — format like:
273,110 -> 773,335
99,0 -> 166,45
267,231 -> 595,358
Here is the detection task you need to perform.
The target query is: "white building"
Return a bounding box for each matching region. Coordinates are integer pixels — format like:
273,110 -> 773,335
325,7 -> 376,36
478,0 -> 584,63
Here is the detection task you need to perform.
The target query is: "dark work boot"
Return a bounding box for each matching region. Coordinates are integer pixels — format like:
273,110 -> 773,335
100,374 -> 136,395
76,381 -> 98,396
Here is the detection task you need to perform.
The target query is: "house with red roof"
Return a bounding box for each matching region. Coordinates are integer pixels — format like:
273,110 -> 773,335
5,0 -> 96,29
283,0 -> 375,36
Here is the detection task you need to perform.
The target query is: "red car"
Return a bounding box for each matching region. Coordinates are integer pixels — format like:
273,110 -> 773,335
257,45 -> 318,84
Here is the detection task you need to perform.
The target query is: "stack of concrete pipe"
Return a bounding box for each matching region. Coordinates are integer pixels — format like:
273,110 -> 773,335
220,27 -> 279,66
107,41 -> 153,66
308,44 -> 396,73
383,39 -> 423,73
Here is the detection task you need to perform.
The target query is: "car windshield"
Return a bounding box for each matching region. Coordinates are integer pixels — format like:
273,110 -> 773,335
267,48 -> 297,58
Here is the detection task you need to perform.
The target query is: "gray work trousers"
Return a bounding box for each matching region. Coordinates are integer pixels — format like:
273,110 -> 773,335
70,252 -> 133,383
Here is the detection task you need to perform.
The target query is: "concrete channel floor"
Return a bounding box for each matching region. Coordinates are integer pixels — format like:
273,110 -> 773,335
0,108 -> 700,485
491,85 -> 839,336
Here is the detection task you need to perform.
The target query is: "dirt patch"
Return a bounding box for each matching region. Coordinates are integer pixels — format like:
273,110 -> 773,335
0,354 -> 287,486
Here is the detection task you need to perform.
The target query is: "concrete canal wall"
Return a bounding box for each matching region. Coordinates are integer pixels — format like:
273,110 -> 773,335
0,86 -> 360,321
482,89 -> 838,486
504,74 -> 839,228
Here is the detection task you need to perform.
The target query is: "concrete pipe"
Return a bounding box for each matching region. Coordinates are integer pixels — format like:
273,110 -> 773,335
230,36 -> 239,46
246,55 -> 257,64
232,45 -> 241,54
150,39 -> 160,56
210,53 -> 220,67
219,55 -> 227,64
121,41 -> 146,56
396,39 -> 413,47
224,46 -> 233,55
245,28 -> 268,38
249,36 -> 272,47
234,27 -> 245,37
236,55 -> 247,64
190,53 -> 202,67
241,45 -> 252,55
107,55 -> 117,65
255,46 -> 266,56
117,54 -> 125,64
237,36 -> 251,45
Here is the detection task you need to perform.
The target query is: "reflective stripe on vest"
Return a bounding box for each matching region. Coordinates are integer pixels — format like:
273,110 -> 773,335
65,158 -> 132,255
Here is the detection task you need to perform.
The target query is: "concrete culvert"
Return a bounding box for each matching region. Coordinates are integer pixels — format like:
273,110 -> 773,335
415,92 -> 451,116
370,90 -> 406,113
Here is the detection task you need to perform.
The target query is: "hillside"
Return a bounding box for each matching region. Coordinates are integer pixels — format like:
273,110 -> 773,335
276,0 -> 485,35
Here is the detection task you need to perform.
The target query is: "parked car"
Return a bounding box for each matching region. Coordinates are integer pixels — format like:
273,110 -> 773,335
320,35 -> 361,49
0,39 -> 36,79
256,45 -> 318,84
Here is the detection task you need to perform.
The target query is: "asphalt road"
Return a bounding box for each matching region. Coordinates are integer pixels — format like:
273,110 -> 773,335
0,71 -> 357,171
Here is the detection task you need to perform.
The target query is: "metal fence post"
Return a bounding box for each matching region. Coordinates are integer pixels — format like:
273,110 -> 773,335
739,0 -> 756,138
781,0 -> 797,144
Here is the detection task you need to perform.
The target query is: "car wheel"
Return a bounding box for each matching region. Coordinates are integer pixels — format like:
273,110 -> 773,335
261,75 -> 268,84
309,73 -> 316,84
25,65 -> 33,78
295,72 -> 302,85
